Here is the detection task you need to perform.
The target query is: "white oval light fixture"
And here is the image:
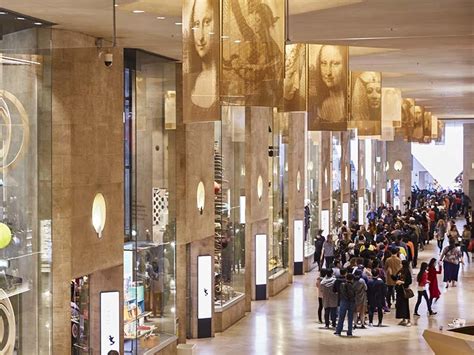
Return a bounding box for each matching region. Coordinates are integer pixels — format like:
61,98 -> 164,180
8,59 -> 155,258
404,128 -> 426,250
308,161 -> 314,171
385,161 -> 390,172
345,166 -> 348,182
297,170 -> 301,192
361,167 -> 364,176
394,160 -> 403,172
324,168 -> 328,186
257,175 -> 263,201
197,181 -> 205,214
92,193 -> 106,238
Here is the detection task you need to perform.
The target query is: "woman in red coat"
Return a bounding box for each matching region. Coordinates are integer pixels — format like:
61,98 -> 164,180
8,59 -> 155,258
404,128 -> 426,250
427,257 -> 442,306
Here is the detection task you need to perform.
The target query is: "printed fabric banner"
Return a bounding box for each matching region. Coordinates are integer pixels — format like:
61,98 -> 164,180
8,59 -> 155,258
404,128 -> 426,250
283,43 -> 307,112
308,44 -> 349,131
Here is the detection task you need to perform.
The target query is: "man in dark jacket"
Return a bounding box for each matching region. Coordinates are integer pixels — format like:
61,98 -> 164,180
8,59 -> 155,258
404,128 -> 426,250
334,273 -> 356,337
314,230 -> 325,268
367,269 -> 387,326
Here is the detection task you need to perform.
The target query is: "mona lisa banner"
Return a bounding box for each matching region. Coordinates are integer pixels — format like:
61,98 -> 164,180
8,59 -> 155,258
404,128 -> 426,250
283,43 -> 307,112
183,0 -> 221,123
350,71 -> 382,136
221,0 -> 285,107
307,44 -> 349,131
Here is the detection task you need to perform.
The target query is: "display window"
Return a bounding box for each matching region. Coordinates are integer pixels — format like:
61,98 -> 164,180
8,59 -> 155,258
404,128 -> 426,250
71,276 -> 90,354
213,106 -> 246,308
268,111 -> 289,274
331,133 -> 342,232
123,49 -> 177,353
350,132 -> 359,222
306,132 -> 320,253
0,13 -> 52,355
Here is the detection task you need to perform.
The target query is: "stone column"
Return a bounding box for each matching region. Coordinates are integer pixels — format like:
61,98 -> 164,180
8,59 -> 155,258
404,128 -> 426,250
463,123 -> 474,202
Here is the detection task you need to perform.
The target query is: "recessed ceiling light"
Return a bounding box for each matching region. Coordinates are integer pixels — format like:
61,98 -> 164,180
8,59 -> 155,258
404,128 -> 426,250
34,22 -> 43,25
175,22 -> 182,26
234,39 -> 241,43
0,12 -> 7,15
114,4 -> 118,7
157,16 -> 165,20
132,10 -> 145,13
16,17 -> 26,20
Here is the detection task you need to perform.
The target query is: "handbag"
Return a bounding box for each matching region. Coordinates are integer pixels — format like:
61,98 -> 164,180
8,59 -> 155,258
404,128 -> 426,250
403,287 -> 415,299
468,239 -> 474,252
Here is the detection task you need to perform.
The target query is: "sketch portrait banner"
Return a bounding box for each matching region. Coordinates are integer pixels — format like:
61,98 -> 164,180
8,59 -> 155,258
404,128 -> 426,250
382,88 -> 402,127
412,105 -> 425,143
400,98 -> 415,141
283,43 -> 306,112
308,44 -> 349,131
431,115 -> 438,139
422,111 -> 432,143
435,120 -> 445,145
221,0 -> 285,107
350,71 -> 382,136
183,0 -> 220,123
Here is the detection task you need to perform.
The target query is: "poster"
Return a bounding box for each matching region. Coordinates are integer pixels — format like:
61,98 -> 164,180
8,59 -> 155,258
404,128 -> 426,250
294,220 -> 304,263
431,115 -> 438,139
423,111 -> 432,143
221,0 -> 285,107
412,105 -> 425,142
382,87 -> 402,127
183,0 -> 220,123
350,71 -> 382,136
283,43 -> 306,112
100,291 -> 120,354
308,44 -> 349,131
400,98 -> 415,141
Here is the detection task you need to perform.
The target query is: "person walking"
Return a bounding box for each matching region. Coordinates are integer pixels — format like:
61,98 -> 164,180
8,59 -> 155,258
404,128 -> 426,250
321,234 -> 336,268
461,225 -> 471,262
353,270 -> 367,328
440,239 -> 463,288
314,229 -> 325,268
384,248 -> 402,308
435,219 -> 446,253
334,273 -> 356,337
320,269 -> 338,328
427,258 -> 442,306
367,269 -> 386,327
414,262 -> 436,316
394,260 -> 413,327
315,268 -> 327,324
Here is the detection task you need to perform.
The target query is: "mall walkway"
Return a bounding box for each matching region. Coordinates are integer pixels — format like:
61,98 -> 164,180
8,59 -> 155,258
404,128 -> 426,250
190,230 -> 474,354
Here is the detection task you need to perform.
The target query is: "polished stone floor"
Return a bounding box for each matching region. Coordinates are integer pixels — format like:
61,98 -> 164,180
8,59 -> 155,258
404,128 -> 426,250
190,230 -> 474,354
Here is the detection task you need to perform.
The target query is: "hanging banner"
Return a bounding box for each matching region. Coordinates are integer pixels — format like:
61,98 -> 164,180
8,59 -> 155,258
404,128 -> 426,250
382,88 -> 402,127
412,105 -> 425,143
221,0 -> 285,107
423,111 -> 432,143
283,43 -> 307,112
308,44 -> 349,131
183,0 -> 221,123
350,71 -> 382,136
435,120 -> 445,145
400,98 -> 415,141
431,115 -> 439,139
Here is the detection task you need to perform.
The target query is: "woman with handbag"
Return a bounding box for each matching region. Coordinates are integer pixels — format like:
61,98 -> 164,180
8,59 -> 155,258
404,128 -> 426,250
440,238 -> 463,288
394,260 -> 413,327
414,262 -> 437,316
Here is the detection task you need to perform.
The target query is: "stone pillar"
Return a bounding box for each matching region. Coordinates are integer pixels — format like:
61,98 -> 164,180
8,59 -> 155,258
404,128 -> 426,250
386,136 -> 413,208
320,132 -> 332,231
341,132 -> 351,222
463,123 -> 474,202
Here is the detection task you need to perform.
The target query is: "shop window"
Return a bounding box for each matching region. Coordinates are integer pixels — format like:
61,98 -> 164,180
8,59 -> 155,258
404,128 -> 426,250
123,49 -> 177,354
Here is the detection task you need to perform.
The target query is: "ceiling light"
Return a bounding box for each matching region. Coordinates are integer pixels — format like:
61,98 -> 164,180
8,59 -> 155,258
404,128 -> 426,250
234,39 -> 241,43
16,17 -> 25,20
0,12 -> 7,15
34,22 -> 43,25
175,22 -> 182,26
132,10 -> 145,13
157,16 -> 165,20
114,3 -> 118,6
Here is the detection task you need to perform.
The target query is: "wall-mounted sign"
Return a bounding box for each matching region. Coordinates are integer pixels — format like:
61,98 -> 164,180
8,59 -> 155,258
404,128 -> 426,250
239,196 -> 246,224
321,210 -> 330,235
294,220 -> 304,275
358,196 -> 365,225
197,255 -> 212,338
100,291 -> 120,354
255,234 -> 267,300
381,187 -> 387,205
342,203 -> 349,224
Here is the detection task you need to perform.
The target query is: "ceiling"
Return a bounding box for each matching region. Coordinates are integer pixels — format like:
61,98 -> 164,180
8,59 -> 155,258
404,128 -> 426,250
1,0 -> 473,118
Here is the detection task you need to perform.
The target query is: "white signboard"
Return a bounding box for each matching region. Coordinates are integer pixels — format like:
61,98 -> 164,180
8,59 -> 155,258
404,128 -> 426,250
239,196 -> 246,224
321,210 -> 330,235
358,196 -> 365,225
294,220 -> 304,263
342,203 -> 349,223
255,234 -> 267,285
198,255 -> 212,319
100,291 -> 120,354
381,188 -> 386,205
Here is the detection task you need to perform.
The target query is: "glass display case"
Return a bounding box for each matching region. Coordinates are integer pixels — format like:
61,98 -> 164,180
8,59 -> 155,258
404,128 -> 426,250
306,131 -> 320,244
0,19 -> 52,355
123,49 -> 177,353
71,276 -> 90,354
213,106 -> 246,308
332,133 -> 342,232
268,111 -> 289,274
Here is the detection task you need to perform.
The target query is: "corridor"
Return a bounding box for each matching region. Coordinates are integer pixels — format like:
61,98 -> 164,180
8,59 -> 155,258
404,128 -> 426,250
190,235 -> 474,354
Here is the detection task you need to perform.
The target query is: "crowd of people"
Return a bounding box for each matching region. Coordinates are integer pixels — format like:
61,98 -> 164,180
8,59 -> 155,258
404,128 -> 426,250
314,189 -> 473,337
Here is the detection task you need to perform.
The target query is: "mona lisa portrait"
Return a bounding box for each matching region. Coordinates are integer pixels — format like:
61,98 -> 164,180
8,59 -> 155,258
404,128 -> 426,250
183,0 -> 220,123
350,71 -> 382,136
308,44 -> 349,131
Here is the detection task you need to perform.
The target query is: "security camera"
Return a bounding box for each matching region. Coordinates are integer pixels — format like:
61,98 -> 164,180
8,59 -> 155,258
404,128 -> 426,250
104,53 -> 113,67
